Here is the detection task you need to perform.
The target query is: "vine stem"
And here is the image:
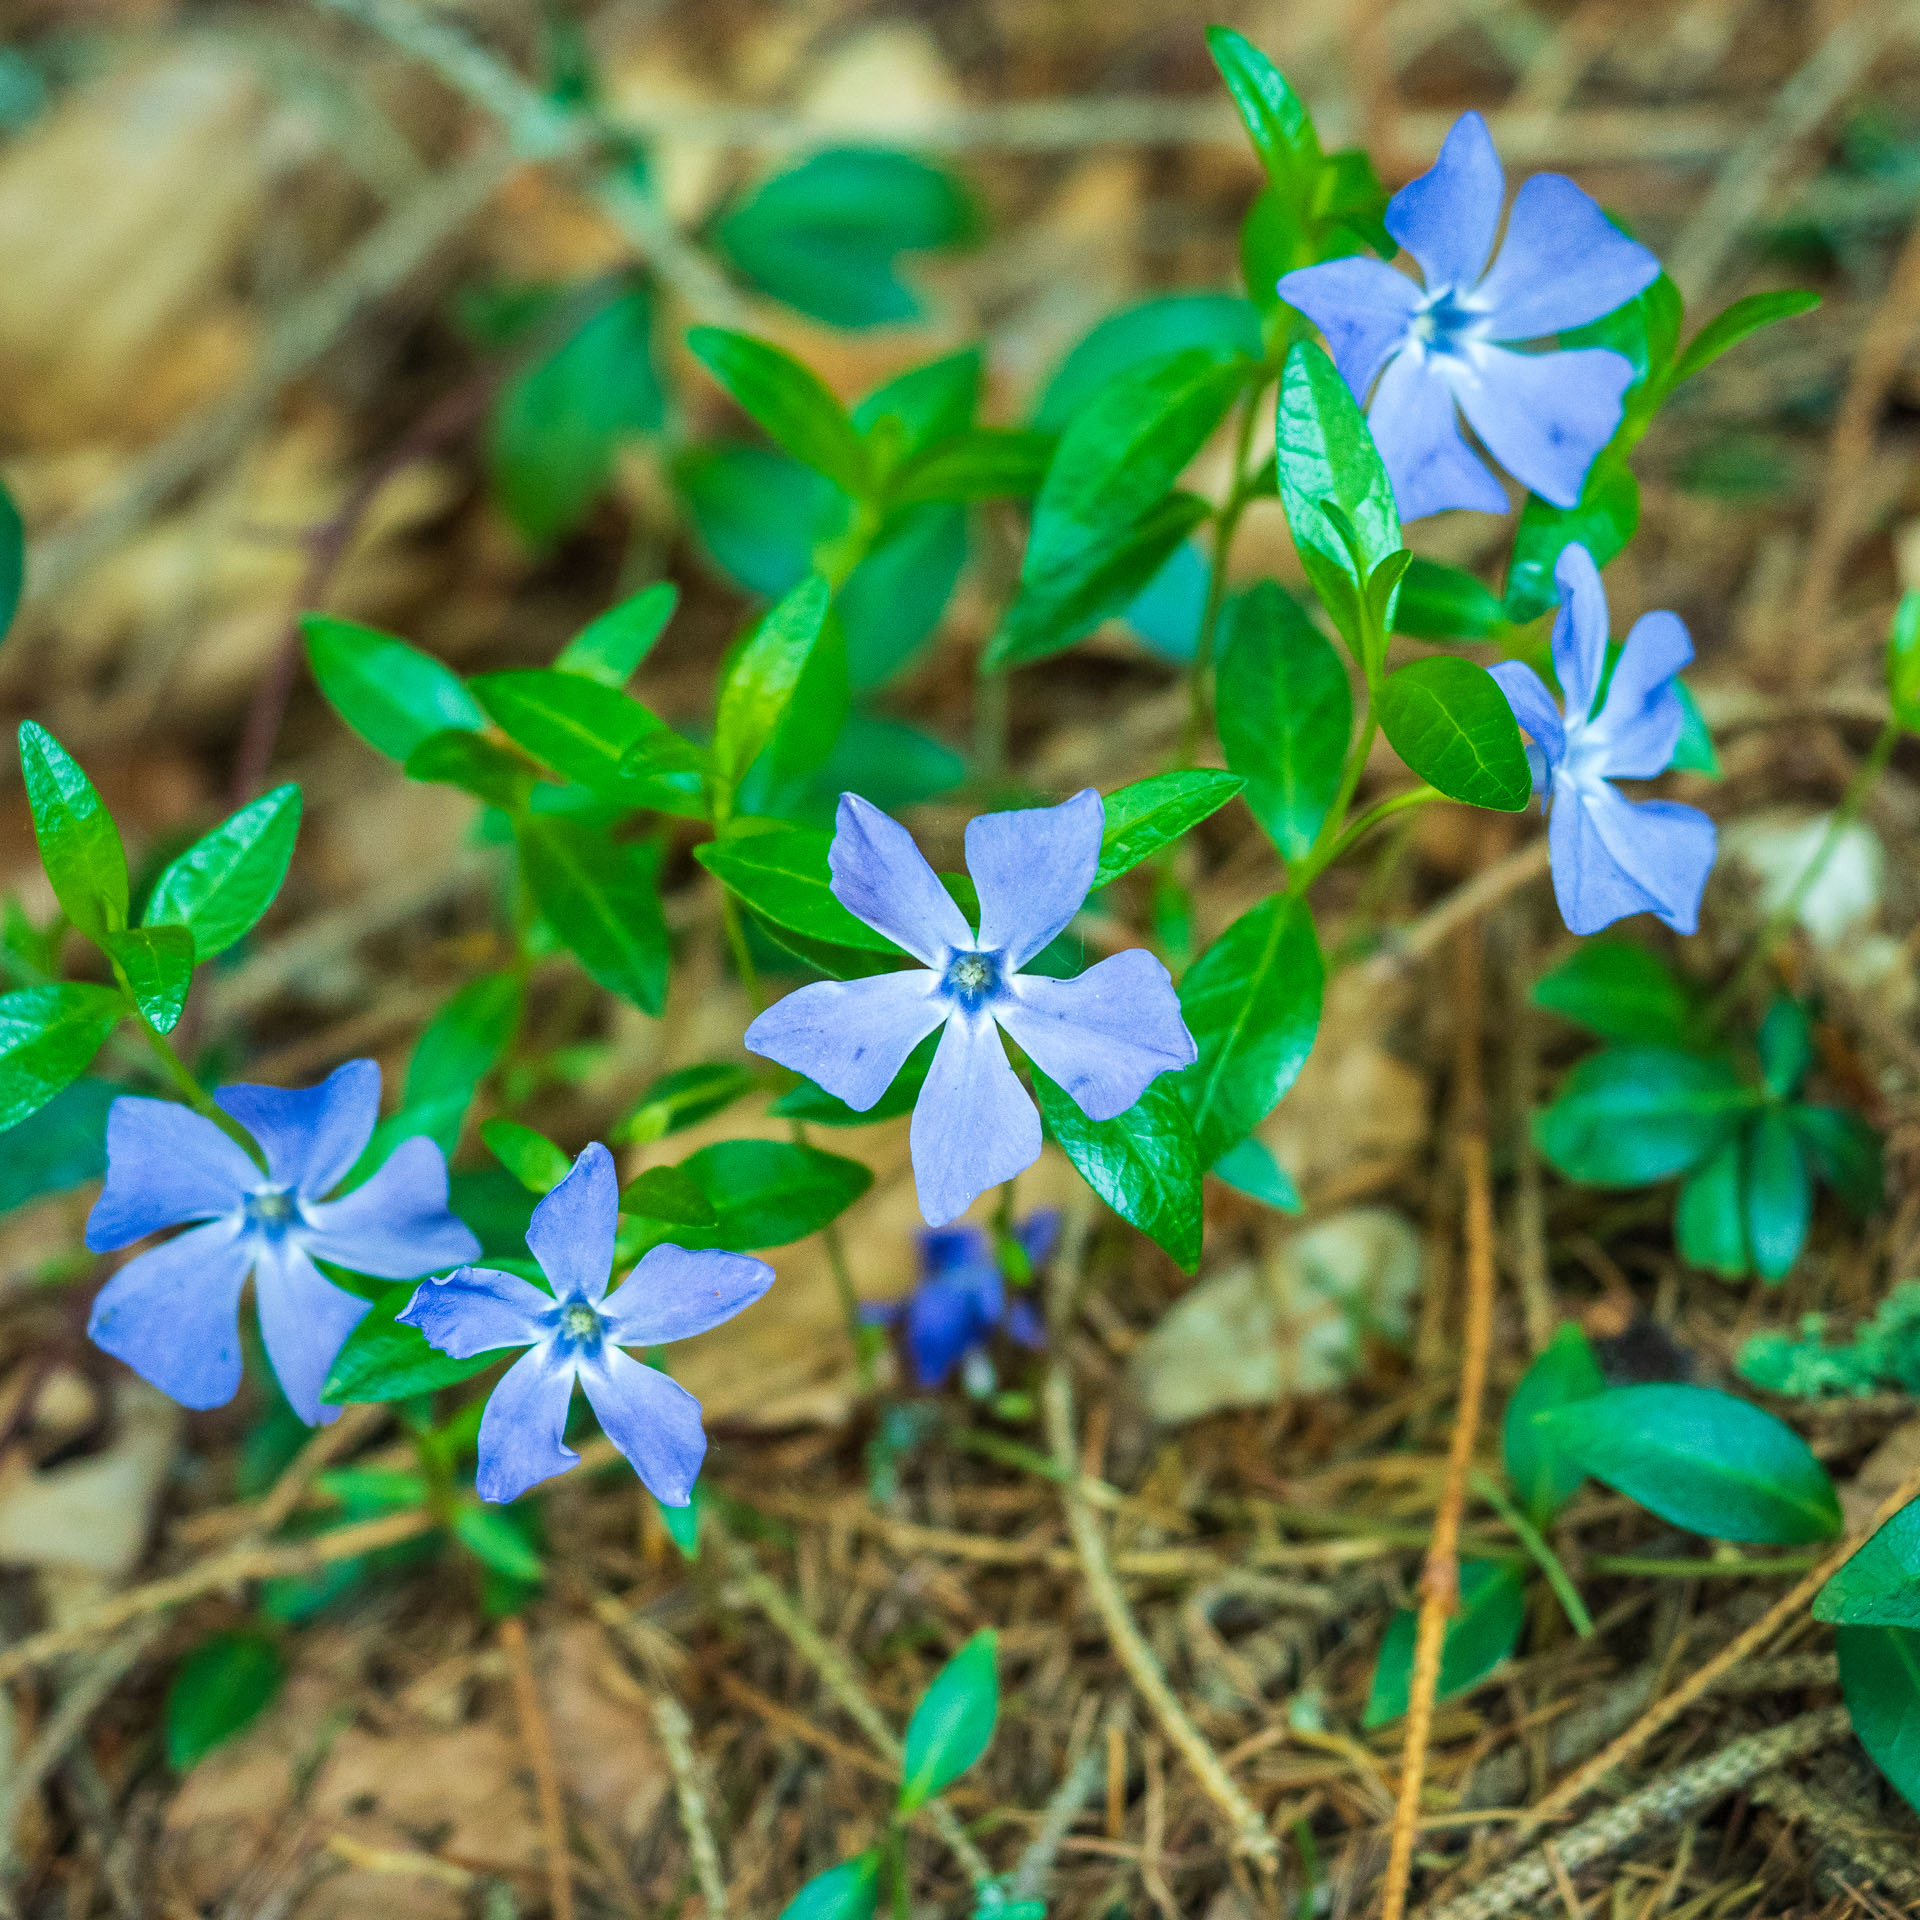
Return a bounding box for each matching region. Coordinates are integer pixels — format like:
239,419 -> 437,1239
1380,924 -> 1497,1920
1709,711 -> 1899,1025
133,1008 -> 265,1168
1177,388 -> 1264,768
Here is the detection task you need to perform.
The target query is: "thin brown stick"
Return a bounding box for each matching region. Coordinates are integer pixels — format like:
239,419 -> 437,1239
1381,927 -> 1499,1920
652,1692 -> 728,1920
501,1616 -> 574,1920
250,1402 -> 388,1538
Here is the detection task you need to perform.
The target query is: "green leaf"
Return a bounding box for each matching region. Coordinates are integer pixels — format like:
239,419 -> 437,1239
481,1117 -> 573,1194
889,428 -> 1054,508
696,823 -> 900,953
988,491 -> 1211,669
621,1163 -> 721,1231
1530,940 -> 1698,1047
1034,1070 -> 1203,1272
777,1851 -> 881,1920
1888,591 -> 1920,732
663,1139 -> 872,1251
1837,1625 -> 1920,1816
144,784 -> 300,960
556,580 -> 679,685
0,474 -> 21,644
488,287 -> 662,546
1758,998 -> 1814,1098
1670,289 -> 1820,388
655,1485 -> 701,1557
454,1502 -> 544,1582
403,972 -> 522,1154
1815,1500 -> 1920,1626
1502,1323 -> 1606,1527
773,1029 -> 937,1127
165,1630 -> 285,1770
1391,556 -> 1505,640
1178,893 -> 1323,1168
852,347 -> 981,452
713,574 -> 833,801
1677,1136 -> 1749,1279
1036,295 -> 1262,432
471,668 -> 671,803
615,1061 -> 759,1144
899,1629 -> 998,1814
405,730 -> 535,810
519,818 -> 669,1014
1375,656 -> 1531,811
1206,25 -> 1320,187
18,721 -> 127,938
718,149 -> 977,330
1503,455 -> 1640,624
0,985 -> 123,1130
1745,1104 -> 1811,1283
1791,1104 -> 1884,1217
1218,582 -> 1352,859
1534,1045 -> 1754,1185
687,328 -> 871,496
0,1076 -> 120,1214
1209,1134 -> 1302,1212
1363,1561 -> 1526,1728
677,443 -> 846,597
1093,770 -> 1247,888
304,615 -> 486,763
322,1284 -> 501,1404
1669,681 -> 1721,776
1537,1383 -> 1842,1544
105,925 -> 194,1035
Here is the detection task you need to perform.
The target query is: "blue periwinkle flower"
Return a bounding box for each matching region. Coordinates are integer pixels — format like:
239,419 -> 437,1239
400,1143 -> 772,1504
1490,544 -> 1716,937
744,791 -> 1197,1227
1277,111 -> 1659,520
866,1213 -> 1056,1391
87,1059 -> 479,1426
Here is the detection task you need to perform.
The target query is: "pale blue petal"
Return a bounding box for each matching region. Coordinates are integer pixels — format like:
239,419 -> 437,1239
1583,785 -> 1717,935
399,1264 -> 555,1357
1449,345 -> 1633,512
1475,174 -> 1660,341
299,1135 -> 479,1279
254,1242 -> 374,1425
1594,610 -> 1693,777
1488,661 -> 1566,772
1368,350 -> 1507,521
1276,257 -> 1422,398
1547,781 -> 1667,935
215,1059 -> 381,1199
526,1142 -> 618,1304
579,1347 -> 706,1506
1386,111 -> 1505,291
87,1218 -> 251,1410
909,1015 -> 1042,1228
829,792 -> 973,967
744,970 -> 946,1111
1549,542 -> 1611,720
475,1345 -> 579,1502
995,949 -> 1197,1123
86,1097 -> 254,1252
601,1243 -> 774,1346
969,788 -> 1103,970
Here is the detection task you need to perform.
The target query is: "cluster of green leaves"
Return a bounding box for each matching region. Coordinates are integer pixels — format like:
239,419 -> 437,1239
1368,1324 -> 1844,1721
1739,1282 -> 1920,1399
1532,944 -> 1881,1283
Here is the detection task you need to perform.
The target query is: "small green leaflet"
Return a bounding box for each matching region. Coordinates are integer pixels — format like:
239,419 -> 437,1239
1676,1138 -> 1748,1279
1375,657 -> 1530,812
518,818 -> 670,1015
615,1061 -> 759,1144
773,1030 -> 937,1127
166,1630 -> 285,1771
1501,1323 -> 1605,1527
1670,289 -> 1820,389
1815,1499 -> 1920,1627
1837,1625 -> 1920,1816
106,925 -> 194,1035
304,615 -> 486,763
0,984 -> 124,1131
0,1077 -> 120,1214
776,1851 -> 881,1920
322,1284 -> 501,1404
696,824 -> 899,953
405,730 -> 534,810
1745,1105 -> 1811,1283
144,784 -> 301,959
889,428 -> 1054,508
712,573 -> 832,803
482,1117 -> 573,1194
899,1629 -> 998,1814
1530,941 -> 1699,1048
1210,1134 -> 1301,1212
1035,294 -> 1262,432
454,1502 -> 544,1584
1391,556 -> 1504,641
401,971 -> 523,1155
19,721 -> 128,938
1093,770 -> 1246,888
1888,591 -> 1920,732
655,1140 -> 872,1252
556,581 -> 678,686
0,474 -> 21,643
1534,1045 -> 1754,1186
471,668 -> 666,801
853,348 -> 982,453
1363,1561 -> 1525,1728
1503,455 -> 1639,624
686,328 -> 872,497
1205,24 -> 1320,187
621,1164 -> 720,1231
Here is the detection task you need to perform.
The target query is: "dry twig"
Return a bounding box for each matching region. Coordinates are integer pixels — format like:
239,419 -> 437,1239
652,1692 -> 728,1920
500,1615 -> 575,1920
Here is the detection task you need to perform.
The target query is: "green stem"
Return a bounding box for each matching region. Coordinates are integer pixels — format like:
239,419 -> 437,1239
1710,713 -> 1899,1025
887,1827 -> 911,1920
1470,1472 -> 1593,1638
1285,709 -> 1378,899
718,892 -> 764,1014
133,1006 -> 265,1170
1584,1550 -> 1825,1579
1290,781 -> 1439,894
1177,388 -> 1263,768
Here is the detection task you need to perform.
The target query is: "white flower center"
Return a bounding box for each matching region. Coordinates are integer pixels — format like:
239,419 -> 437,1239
943,950 -> 1003,1011
244,1186 -> 301,1238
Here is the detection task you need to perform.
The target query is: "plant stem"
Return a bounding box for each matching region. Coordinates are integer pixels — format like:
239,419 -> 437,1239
1470,1471 -> 1593,1638
1291,780 -> 1438,894
1286,710 -> 1378,900
718,892 -> 764,1014
1710,711 -> 1899,1024
1177,388 -> 1263,768
135,1013 -> 266,1169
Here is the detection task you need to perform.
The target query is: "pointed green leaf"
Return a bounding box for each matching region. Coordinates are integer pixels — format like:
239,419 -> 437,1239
1206,25 -> 1320,186
1034,1070 -> 1203,1271
899,1629 -> 998,1813
1391,556 -> 1505,640
144,784 -> 300,959
519,818 -> 669,1014
471,669 -> 670,803
889,427 -> 1054,507
1502,1323 -> 1605,1526
1093,770 -> 1246,887
1364,1561 -> 1525,1727
620,1164 -> 720,1230
557,581 -> 679,685
0,984 -> 123,1129
1815,1499 -> 1920,1626
454,1502 -> 544,1582
19,721 -> 127,938
404,730 -> 536,810
696,823 -> 899,952
614,1061 -> 758,1145
481,1117 -> 572,1194
1670,289 -> 1820,389
687,328 -> 871,496
166,1631 -> 285,1770
661,1139 -> 871,1252
304,615 -> 485,762
1888,591 -> 1920,732
1677,1135 -> 1750,1279
106,925 -> 194,1035
1745,1104 -> 1811,1282
1209,1134 -> 1301,1212
1531,940 -> 1698,1047
402,971 -> 523,1154
0,475 -> 22,644
777,1851 -> 881,1920
1837,1624 -> 1920,1815
1376,656 -> 1531,811
1534,1045 -> 1754,1185
1503,455 -> 1640,623
1790,1104 -> 1883,1217
322,1283 -> 501,1405
713,573 -> 833,800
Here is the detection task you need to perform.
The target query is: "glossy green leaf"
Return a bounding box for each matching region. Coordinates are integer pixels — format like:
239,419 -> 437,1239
1670,289 -> 1821,388
1745,1104 -> 1811,1283
1503,454 -> 1640,624
1538,1383 -> 1842,1544
1837,1625 -> 1920,1816
837,505 -> 969,692
1178,893 -> 1323,1168
1791,1104 -> 1884,1217
696,823 -> 899,952
519,817 -> 670,1014
481,1117 -> 572,1194
615,1061 -> 759,1144
0,474 -> 21,643
889,428 -> 1053,508
1093,770 -> 1246,888
403,971 -> 522,1154
621,1163 -> 721,1231
1363,1561 -> 1526,1728
687,328 -> 871,496
1035,1070 -> 1203,1272
1035,294 -> 1263,432
899,1629 -> 998,1813
852,347 -> 981,452
556,581 -> 678,685
144,783 -> 300,959
713,573 -> 832,800
1206,25 -> 1320,187
1391,556 -> 1505,640
1209,1134 -> 1302,1212
166,1630 -> 285,1770
0,984 -> 123,1130
322,1283 -> 501,1404
664,1140 -> 872,1251
105,925 -> 194,1035
471,669 -> 665,802
1217,582 -> 1352,859
1502,1322 -> 1606,1527
1677,1135 -> 1749,1279
777,1851 -> 881,1920
1376,656 -> 1531,811
1530,940 -> 1698,1047
1888,591 -> 1920,732
1534,1045 -> 1754,1185
19,721 -> 127,938
0,1076 -> 120,1214
1815,1500 -> 1920,1626
454,1502 -> 544,1582
405,730 -> 535,810
304,615 -> 486,763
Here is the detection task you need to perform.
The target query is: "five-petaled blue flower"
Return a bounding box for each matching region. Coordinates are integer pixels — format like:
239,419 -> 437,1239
399,1143 -> 772,1505
865,1213 -> 1056,1391
743,790 -> 1197,1228
1490,543 -> 1716,937
87,1059 -> 479,1427
1277,111 -> 1659,521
